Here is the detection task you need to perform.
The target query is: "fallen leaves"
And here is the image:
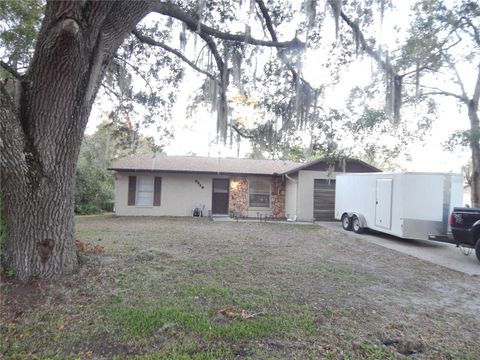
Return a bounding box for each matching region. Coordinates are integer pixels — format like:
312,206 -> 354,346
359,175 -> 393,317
75,239 -> 87,252
75,239 -> 105,255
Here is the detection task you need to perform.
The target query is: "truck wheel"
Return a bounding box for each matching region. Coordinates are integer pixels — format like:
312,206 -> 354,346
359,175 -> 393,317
341,214 -> 352,231
476,239 -> 480,263
352,216 -> 364,234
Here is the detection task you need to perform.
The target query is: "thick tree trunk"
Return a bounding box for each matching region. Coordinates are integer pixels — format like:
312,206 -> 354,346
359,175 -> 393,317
3,165 -> 77,280
469,101 -> 480,207
1,1 -> 150,281
469,65 -> 480,207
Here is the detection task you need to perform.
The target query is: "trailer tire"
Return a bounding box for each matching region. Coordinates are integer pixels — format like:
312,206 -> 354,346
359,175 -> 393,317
475,239 -> 480,263
352,216 -> 364,234
341,214 -> 353,231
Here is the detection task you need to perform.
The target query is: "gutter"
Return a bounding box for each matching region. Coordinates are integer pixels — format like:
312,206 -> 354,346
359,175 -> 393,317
285,173 -> 297,183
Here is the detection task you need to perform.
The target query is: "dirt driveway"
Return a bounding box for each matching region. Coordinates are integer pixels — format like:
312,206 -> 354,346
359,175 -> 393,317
2,216 -> 479,359
319,221 -> 480,276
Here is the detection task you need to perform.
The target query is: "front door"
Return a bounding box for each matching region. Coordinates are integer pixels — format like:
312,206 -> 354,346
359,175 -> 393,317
375,179 -> 393,229
212,179 -> 229,214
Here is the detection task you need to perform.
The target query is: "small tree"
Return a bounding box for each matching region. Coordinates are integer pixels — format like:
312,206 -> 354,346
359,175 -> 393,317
74,118 -> 162,214
401,0 -> 480,205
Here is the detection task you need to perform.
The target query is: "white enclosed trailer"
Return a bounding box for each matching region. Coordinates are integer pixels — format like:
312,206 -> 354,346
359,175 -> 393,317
335,173 -> 464,240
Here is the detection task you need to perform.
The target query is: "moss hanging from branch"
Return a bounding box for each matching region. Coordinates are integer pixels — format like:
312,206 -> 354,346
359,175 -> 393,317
305,0 -> 317,34
353,24 -> 361,55
415,59 -> 420,100
331,0 -> 343,38
393,74 -> 402,124
179,23 -> 187,52
385,72 -> 402,125
380,0 -> 385,27
217,63 -> 229,142
330,1 -> 403,124
232,47 -> 243,88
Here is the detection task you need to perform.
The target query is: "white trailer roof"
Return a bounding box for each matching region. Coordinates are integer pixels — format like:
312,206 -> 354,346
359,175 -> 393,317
336,172 -> 462,177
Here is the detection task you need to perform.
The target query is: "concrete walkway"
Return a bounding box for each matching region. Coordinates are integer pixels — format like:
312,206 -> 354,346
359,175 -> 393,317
212,216 -> 314,225
318,221 -> 480,276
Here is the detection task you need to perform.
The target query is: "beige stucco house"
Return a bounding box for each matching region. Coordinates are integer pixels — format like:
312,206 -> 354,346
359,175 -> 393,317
109,155 -> 379,221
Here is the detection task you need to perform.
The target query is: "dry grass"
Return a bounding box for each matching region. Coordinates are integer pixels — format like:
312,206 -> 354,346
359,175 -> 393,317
1,215 -> 479,359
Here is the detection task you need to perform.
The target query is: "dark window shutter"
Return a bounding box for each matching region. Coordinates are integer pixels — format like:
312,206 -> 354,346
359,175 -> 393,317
153,177 -> 162,206
128,176 -> 137,206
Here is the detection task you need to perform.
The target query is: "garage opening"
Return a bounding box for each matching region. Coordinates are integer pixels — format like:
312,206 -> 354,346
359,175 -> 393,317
313,179 -> 336,221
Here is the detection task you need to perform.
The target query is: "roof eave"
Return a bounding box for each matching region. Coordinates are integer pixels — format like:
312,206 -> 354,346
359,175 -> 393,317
280,158 -> 381,175
108,168 -> 285,176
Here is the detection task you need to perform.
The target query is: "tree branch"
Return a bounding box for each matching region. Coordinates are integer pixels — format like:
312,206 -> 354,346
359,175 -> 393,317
419,90 -> 467,102
472,64 -> 480,111
441,56 -> 469,102
332,2 -> 405,121
113,53 -> 155,94
399,33 -> 462,78
254,0 -> 316,91
101,81 -> 121,99
461,15 -> 480,46
254,0 -> 278,42
132,29 -> 217,81
230,123 -> 255,139
336,5 -> 394,77
0,61 -> 22,79
196,31 -> 229,141
149,1 -> 303,49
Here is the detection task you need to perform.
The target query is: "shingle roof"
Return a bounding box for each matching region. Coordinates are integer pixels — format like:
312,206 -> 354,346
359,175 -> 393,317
109,154 -> 301,175
283,158 -> 381,174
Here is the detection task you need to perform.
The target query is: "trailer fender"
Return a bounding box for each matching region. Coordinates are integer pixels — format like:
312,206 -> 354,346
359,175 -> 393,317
345,212 -> 368,228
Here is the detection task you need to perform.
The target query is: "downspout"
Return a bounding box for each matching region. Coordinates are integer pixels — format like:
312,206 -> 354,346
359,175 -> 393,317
284,173 -> 298,221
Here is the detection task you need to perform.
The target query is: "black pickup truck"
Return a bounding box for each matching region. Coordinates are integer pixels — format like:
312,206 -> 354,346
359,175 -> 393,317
450,207 -> 480,262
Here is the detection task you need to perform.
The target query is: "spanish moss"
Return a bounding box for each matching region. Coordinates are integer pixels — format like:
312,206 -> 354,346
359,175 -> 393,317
331,0 -> 342,38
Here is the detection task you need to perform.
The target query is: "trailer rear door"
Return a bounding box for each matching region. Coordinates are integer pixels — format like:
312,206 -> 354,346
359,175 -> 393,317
375,179 -> 393,229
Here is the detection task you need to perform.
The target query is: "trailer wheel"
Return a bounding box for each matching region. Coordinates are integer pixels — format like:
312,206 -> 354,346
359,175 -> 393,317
352,216 -> 364,234
476,239 -> 480,263
341,214 -> 352,231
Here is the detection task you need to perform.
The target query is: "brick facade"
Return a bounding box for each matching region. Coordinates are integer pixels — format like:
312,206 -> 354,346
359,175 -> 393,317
229,176 -> 248,217
271,177 -> 286,218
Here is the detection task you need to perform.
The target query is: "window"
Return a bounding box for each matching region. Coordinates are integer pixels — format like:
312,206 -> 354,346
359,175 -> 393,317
136,176 -> 154,206
128,176 -> 161,206
249,179 -> 271,208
